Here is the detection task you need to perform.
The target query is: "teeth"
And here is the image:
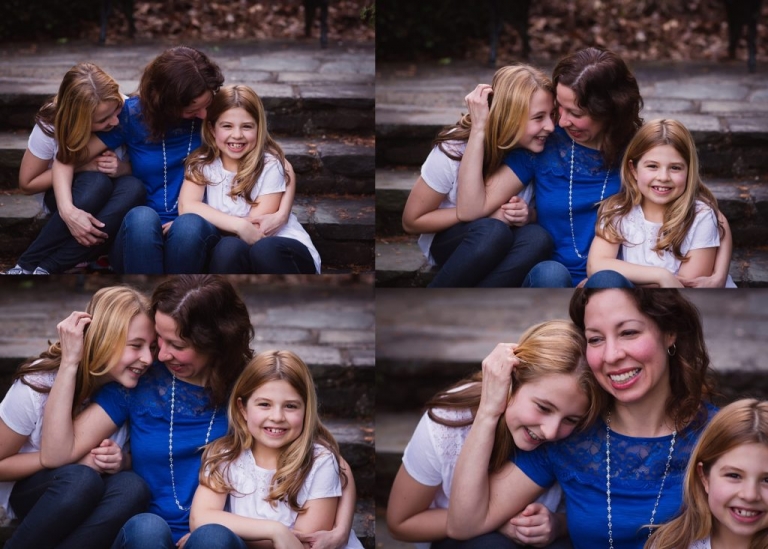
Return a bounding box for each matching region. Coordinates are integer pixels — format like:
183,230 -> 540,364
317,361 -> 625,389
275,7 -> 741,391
527,428 -> 541,441
129,368 -> 143,375
609,369 -> 640,383
734,508 -> 760,517
228,143 -> 245,150
265,427 -> 285,434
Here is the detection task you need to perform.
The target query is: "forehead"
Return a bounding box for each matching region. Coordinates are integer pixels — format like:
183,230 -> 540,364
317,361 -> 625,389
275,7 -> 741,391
555,83 -> 578,106
516,373 -> 588,414
216,107 -> 255,124
638,144 -> 686,163
92,100 -> 119,119
154,311 -> 180,336
184,90 -> 213,110
584,291 -> 646,326
251,379 -> 303,400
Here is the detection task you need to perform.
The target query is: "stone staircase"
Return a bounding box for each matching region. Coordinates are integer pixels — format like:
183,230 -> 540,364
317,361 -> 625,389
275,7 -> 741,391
375,61 -> 768,287
0,40 -> 375,273
0,277 -> 375,547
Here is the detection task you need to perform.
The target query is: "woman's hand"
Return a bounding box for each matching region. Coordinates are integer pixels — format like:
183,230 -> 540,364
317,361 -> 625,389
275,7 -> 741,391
295,527 -> 346,549
60,206 -> 108,246
57,311 -> 91,371
500,503 -> 560,547
478,343 -> 518,419
464,84 -> 493,132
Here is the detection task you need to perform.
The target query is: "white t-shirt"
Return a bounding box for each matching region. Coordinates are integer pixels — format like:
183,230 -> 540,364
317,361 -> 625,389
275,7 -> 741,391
402,406 -> 564,549
220,443 -> 362,548
417,141 -> 534,265
201,155 -> 321,273
0,371 -> 129,518
689,537 -> 711,549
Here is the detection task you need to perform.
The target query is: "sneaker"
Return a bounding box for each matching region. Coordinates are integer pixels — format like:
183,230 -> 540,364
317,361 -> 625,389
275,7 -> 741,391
3,264 -> 32,275
32,267 -> 49,275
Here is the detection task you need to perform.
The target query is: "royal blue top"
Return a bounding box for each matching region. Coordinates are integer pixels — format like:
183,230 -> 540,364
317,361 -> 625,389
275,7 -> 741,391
94,362 -> 227,543
504,127 -> 621,285
98,96 -> 202,224
513,403 -> 717,549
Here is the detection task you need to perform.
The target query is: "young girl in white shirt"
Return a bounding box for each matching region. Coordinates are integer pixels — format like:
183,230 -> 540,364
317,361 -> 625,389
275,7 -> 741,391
646,398 -> 768,549
187,350 -> 361,549
179,85 -> 320,274
588,118 -> 734,287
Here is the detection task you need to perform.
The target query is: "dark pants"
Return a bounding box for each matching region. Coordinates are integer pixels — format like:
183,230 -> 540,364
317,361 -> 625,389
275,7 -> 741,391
209,235 -> 317,274
428,218 -> 553,287
433,532 -> 573,549
6,465 -> 149,549
17,171 -> 145,273
185,524 -> 248,549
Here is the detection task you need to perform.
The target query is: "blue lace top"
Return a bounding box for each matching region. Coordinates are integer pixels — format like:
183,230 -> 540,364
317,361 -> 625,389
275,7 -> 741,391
94,362 -> 227,543
98,96 -> 202,224
504,127 -> 621,285
513,403 -> 717,549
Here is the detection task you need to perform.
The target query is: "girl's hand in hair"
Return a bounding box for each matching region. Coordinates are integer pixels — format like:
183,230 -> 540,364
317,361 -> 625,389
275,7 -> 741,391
478,343 -> 519,420
501,503 -> 563,547
57,311 -> 91,372
464,84 -> 493,133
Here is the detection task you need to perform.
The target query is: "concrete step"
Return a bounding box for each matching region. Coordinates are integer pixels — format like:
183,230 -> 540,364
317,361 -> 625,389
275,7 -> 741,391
376,168 -> 768,246
0,193 -> 374,273
0,132 -> 374,195
375,237 -> 768,288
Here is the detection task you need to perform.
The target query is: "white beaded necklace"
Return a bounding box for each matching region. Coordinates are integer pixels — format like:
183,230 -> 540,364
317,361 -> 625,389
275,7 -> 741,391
168,374 -> 216,512
568,138 -> 610,259
161,120 -> 196,213
605,412 -> 676,548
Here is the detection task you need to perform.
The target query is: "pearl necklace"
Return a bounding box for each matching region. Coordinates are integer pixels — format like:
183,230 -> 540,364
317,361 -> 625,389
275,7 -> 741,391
161,120 -> 196,213
168,374 -> 216,511
605,412 -> 676,548
568,138 -> 610,259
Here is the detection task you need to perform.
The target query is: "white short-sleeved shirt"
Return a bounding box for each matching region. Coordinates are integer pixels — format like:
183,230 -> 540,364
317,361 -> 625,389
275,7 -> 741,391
200,155 -> 321,273
402,405 -> 563,549
417,142 -> 534,265
0,371 -> 129,518
221,443 -> 362,549
688,537 -> 711,549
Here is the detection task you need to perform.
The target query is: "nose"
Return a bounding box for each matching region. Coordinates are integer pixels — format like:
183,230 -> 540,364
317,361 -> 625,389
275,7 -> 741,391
195,107 -> 208,120
657,167 -> 671,181
157,339 -> 172,362
603,338 -> 625,364
544,114 -> 555,133
541,417 -> 562,441
269,406 -> 285,422
740,481 -> 761,502
140,344 -> 153,365
558,107 -> 569,128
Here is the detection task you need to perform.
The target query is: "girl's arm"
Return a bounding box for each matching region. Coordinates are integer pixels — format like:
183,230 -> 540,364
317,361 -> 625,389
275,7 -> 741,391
401,177 -> 458,234
456,163 -> 525,222
678,213 -> 733,288
190,484 -> 304,549
251,160 -> 296,238
18,149 -> 53,195
386,465 -> 445,541
587,235 -> 683,287
0,420 -> 44,481
446,344 -> 545,539
676,247 -> 717,281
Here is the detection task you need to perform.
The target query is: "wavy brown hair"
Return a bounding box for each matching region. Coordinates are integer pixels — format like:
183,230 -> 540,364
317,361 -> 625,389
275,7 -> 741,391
425,319 -> 604,473
151,275 -> 253,407
199,350 -> 344,513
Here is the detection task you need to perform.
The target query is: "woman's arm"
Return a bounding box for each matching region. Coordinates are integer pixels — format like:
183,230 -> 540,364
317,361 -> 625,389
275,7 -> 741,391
386,465 -> 445,541
51,158 -> 109,247
587,235 -> 683,287
401,177 -> 458,234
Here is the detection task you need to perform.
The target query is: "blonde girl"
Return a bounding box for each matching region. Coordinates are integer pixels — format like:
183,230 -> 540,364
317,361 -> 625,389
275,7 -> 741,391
6,62 -> 145,274
0,285 -> 154,548
179,84 -> 321,274
588,118 -> 735,288
646,398 -> 768,549
386,320 -> 604,549
401,64 -> 555,287
187,350 -> 361,549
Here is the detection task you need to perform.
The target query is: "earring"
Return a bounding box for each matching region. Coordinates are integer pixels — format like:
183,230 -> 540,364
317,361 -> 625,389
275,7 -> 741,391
667,343 -> 677,357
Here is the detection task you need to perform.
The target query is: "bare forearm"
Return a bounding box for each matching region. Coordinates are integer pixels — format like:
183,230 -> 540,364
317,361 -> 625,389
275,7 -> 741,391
0,452 -> 45,481
403,207 -> 459,235
588,257 -> 674,286
390,508 -> 448,542
456,129 -> 488,221
40,360 -> 79,467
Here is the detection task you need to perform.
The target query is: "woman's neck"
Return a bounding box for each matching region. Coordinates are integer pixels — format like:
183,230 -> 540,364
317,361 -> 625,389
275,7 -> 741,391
610,390 -> 675,437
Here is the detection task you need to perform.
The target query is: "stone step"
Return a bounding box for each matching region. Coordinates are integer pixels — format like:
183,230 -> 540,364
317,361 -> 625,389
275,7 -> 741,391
0,132 -> 374,195
375,107 -> 768,178
0,193 -> 375,273
376,168 -> 768,246
375,237 -> 768,288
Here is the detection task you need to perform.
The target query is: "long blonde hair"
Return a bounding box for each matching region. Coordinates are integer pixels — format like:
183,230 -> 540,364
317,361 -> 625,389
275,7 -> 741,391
596,119 -> 724,261
425,319 -> 605,473
16,285 -> 151,417
645,399 -> 768,549
434,64 -> 553,180
199,350 -> 344,512
34,63 -> 124,166
185,84 -> 287,205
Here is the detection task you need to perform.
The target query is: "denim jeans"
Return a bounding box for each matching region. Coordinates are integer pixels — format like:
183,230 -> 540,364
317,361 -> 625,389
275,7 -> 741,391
432,532 -> 573,549
584,269 -> 635,288
110,513 -> 174,549
109,208 -> 220,273
17,171 -> 145,273
522,260 -> 575,288
428,219 -> 553,287
185,524 -> 248,549
6,465 -> 149,549
209,236 -> 317,274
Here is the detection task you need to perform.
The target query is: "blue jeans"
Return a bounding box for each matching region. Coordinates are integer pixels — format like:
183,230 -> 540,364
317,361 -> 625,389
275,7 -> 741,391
185,524 -> 248,549
6,465 -> 149,549
109,208 -> 220,273
584,269 -> 635,288
522,260 -> 574,288
17,171 -> 145,273
110,513 -> 174,549
432,532 -> 573,549
428,219 -> 553,287
209,236 -> 317,274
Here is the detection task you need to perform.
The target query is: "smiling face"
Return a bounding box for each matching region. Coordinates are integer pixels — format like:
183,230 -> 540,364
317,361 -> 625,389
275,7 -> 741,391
181,90 -> 214,120
155,311 -> 209,386
583,290 -> 676,407
556,83 -> 605,149
699,443 -> 768,547
238,379 -> 305,468
212,106 -> 258,172
504,372 -> 588,451
630,144 -> 689,222
91,99 -> 121,132
104,313 -> 155,388
518,89 -> 555,153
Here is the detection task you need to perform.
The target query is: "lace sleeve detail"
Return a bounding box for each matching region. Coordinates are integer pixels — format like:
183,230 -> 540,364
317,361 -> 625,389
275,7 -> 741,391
427,407 -> 473,465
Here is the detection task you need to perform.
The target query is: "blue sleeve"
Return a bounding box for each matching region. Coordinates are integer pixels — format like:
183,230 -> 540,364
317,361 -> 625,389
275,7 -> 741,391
92,382 -> 130,427
512,446 -> 557,489
503,149 -> 536,187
